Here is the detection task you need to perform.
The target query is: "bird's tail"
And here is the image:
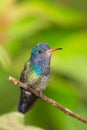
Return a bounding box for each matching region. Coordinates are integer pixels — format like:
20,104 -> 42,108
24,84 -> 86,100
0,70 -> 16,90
18,88 -> 38,113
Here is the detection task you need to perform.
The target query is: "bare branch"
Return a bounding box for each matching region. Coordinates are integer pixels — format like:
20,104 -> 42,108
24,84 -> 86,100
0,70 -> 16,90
9,76 -> 87,124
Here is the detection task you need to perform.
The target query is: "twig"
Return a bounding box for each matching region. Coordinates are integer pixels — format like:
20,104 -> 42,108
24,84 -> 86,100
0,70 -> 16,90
9,76 -> 87,124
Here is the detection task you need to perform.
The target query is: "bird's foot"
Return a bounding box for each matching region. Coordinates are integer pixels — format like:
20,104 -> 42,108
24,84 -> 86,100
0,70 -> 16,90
39,91 -> 43,98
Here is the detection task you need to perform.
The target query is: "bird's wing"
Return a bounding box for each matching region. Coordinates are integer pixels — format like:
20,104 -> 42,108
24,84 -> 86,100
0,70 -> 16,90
20,60 -> 41,88
20,61 -> 31,83
18,61 -> 38,113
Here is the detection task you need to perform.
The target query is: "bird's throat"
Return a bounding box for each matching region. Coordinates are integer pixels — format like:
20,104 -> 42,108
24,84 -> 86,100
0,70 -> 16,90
32,65 -> 42,75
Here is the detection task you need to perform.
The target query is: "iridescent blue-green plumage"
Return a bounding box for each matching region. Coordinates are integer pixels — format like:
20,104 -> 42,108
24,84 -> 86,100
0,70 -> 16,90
18,43 -> 52,113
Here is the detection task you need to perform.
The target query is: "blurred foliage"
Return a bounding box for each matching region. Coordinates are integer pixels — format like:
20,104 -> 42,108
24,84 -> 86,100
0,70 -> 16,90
0,112 -> 44,130
0,0 -> 87,130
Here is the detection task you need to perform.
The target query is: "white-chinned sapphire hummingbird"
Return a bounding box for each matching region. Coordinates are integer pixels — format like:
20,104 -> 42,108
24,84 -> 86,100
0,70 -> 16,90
18,43 -> 62,113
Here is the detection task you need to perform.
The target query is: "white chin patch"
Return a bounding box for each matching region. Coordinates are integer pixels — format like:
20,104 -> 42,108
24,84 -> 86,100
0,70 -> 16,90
47,53 -> 52,57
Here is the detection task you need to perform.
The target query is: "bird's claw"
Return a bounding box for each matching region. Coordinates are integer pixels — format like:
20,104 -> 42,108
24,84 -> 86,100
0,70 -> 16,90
39,91 -> 43,98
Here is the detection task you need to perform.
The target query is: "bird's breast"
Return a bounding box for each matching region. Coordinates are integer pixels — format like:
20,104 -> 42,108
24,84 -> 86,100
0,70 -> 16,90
27,70 -> 50,91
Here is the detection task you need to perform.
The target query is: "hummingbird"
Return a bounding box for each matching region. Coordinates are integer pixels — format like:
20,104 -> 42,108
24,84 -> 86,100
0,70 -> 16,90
18,43 -> 62,113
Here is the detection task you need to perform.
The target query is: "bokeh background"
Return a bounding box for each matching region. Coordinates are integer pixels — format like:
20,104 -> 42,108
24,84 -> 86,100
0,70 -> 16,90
0,0 -> 87,130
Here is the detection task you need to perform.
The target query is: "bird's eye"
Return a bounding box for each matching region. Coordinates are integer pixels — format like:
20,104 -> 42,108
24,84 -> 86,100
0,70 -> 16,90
38,50 -> 42,54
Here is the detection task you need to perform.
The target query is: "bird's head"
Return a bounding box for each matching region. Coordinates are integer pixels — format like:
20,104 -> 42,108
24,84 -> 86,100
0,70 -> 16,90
30,42 -> 62,75
30,42 -> 62,60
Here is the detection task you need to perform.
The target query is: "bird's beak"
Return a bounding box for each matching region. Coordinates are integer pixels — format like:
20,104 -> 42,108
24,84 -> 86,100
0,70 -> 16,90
46,48 -> 62,54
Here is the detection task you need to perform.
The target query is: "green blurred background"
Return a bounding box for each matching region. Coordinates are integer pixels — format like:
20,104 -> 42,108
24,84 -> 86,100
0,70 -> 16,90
0,0 -> 87,130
